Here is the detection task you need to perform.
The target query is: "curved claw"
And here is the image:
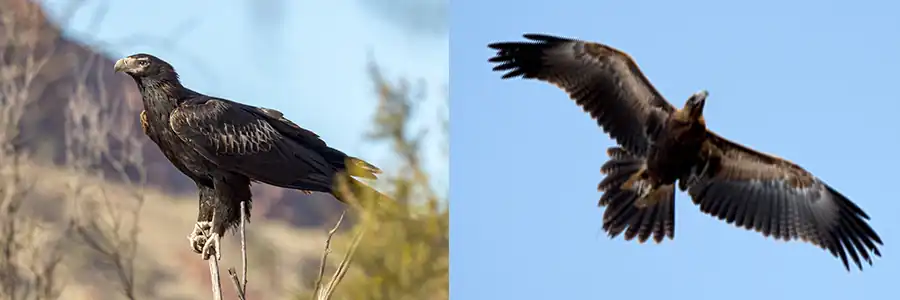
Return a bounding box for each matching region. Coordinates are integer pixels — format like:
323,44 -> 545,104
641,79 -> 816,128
188,234 -> 206,254
187,222 -> 212,254
201,232 -> 222,261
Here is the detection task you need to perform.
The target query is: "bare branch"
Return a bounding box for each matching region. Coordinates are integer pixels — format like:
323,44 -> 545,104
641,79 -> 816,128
227,200 -> 249,300
208,257 -> 223,300
311,210 -> 345,299
241,200 -> 248,294
0,3 -> 69,299
64,46 -> 147,299
309,176 -> 373,300
227,268 -> 246,300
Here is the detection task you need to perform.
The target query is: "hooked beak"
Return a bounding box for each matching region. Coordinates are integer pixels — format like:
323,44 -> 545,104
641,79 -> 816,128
114,57 -> 134,73
686,90 -> 708,118
692,90 -> 707,110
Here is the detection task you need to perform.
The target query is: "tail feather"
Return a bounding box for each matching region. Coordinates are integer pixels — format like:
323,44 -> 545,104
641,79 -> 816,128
345,157 -> 382,179
329,157 -> 390,206
332,177 -> 392,207
598,147 -> 676,243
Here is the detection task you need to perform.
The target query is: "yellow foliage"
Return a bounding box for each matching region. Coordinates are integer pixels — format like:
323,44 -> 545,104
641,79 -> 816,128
298,60 -> 448,300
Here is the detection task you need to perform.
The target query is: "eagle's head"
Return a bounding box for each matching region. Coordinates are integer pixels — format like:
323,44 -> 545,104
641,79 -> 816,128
114,53 -> 176,79
683,89 -> 708,120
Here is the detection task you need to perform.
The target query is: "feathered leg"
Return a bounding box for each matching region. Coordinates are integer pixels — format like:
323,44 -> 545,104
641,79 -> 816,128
200,174 -> 252,261
188,184 -> 216,254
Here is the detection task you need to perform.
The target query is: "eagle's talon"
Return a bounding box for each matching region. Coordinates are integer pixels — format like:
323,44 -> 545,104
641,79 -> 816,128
188,221 -> 212,254
201,232 -> 222,261
188,234 -> 206,254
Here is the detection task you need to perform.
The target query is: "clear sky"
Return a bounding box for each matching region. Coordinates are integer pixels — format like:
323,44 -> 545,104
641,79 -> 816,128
451,0 -> 900,299
39,0 -> 449,193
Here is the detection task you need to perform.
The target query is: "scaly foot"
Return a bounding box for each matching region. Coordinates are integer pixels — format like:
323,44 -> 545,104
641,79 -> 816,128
187,221 -> 212,254
201,231 -> 222,261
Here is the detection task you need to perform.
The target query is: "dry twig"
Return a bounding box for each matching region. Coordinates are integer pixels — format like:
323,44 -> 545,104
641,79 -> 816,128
310,177 -> 372,300
227,200 -> 249,300
66,48 -> 146,300
311,210 -> 345,298
227,268 -> 246,300
208,254 -> 223,300
0,3 -> 69,300
206,212 -> 224,300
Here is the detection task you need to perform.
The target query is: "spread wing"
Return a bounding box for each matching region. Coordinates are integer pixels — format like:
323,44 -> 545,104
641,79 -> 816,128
684,132 -> 882,271
168,96 -> 380,193
488,33 -> 675,155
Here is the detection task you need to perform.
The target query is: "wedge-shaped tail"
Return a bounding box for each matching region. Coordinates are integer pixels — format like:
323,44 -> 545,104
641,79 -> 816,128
597,147 -> 675,243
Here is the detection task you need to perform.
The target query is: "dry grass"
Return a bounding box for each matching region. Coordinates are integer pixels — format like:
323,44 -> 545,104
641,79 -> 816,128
9,162 -> 336,300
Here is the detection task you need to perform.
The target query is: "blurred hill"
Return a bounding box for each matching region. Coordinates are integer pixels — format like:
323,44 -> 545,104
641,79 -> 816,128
9,163 -> 329,299
2,0 -> 343,228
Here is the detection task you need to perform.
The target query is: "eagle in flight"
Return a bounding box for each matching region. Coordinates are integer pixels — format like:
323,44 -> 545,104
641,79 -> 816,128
115,54 -> 385,260
487,33 -> 882,271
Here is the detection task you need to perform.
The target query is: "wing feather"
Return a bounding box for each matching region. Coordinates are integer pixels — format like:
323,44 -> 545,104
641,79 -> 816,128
252,105 -> 381,178
685,132 -> 882,271
488,33 -> 675,155
169,97 -> 346,192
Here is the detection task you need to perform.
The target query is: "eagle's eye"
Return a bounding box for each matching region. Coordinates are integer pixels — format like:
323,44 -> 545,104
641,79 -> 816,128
139,60 -> 150,67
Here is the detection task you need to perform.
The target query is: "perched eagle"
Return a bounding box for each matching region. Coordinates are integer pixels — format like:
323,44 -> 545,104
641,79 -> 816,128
487,34 -> 882,271
115,54 -> 385,260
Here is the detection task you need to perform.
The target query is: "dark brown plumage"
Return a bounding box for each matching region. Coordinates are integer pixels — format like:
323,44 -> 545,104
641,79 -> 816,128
116,53 -> 386,261
488,33 -> 882,271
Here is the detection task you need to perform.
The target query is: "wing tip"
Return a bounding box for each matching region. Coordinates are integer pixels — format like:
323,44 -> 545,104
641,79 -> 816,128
486,33 -> 573,49
521,33 -> 573,43
697,182 -> 883,272
487,33 -> 580,79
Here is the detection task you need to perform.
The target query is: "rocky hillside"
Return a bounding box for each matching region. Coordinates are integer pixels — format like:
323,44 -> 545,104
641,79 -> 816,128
3,0 -> 344,227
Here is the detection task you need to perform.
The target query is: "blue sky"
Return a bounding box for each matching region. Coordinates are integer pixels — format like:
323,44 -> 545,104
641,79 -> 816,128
39,0 -> 449,193
451,0 -> 900,299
